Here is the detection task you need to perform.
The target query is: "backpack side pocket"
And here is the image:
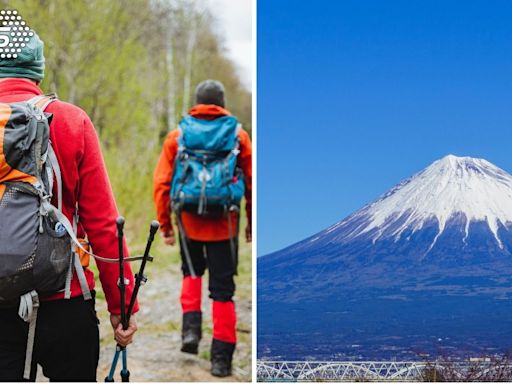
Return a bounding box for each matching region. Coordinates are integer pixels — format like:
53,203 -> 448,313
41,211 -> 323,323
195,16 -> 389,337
0,183 -> 38,302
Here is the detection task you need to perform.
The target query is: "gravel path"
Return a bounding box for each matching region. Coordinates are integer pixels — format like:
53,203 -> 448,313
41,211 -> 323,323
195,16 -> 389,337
95,262 -> 252,382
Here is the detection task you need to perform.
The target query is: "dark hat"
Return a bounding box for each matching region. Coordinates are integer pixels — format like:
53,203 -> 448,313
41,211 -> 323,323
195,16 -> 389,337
195,79 -> 225,107
0,30 -> 45,81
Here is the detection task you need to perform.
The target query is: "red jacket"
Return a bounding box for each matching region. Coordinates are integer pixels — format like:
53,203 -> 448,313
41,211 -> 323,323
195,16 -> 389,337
153,104 -> 252,241
0,78 -> 138,315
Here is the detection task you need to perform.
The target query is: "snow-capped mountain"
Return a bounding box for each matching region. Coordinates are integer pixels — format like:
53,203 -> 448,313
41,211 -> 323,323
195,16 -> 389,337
324,154 -> 512,250
258,155 -> 512,360
261,155 -> 512,270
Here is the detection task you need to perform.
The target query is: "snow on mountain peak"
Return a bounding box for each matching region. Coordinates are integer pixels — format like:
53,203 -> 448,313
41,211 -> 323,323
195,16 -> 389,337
344,155 -> 512,248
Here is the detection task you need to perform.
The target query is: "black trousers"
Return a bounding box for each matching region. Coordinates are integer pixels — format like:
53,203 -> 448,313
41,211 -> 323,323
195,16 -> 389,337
0,293 -> 99,382
180,238 -> 238,302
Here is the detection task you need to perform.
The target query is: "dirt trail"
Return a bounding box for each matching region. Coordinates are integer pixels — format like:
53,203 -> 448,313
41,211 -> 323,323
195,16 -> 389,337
96,262 -> 252,382
36,262 -> 252,382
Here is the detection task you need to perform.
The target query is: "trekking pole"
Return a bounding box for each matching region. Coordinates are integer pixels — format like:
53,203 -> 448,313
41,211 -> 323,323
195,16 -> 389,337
106,216 -> 129,382
105,345 -> 129,382
117,215 -> 131,383
126,220 -> 159,317
117,216 -> 128,330
105,219 -> 160,382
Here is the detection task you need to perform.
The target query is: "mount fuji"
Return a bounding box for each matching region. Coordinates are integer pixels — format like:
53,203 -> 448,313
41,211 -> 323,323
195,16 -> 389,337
258,155 -> 512,361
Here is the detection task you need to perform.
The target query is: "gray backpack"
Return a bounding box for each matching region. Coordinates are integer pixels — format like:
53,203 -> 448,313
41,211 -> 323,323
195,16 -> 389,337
0,95 -> 94,378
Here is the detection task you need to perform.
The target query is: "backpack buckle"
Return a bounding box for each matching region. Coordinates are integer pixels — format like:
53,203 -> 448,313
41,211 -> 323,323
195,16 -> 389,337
198,169 -> 212,183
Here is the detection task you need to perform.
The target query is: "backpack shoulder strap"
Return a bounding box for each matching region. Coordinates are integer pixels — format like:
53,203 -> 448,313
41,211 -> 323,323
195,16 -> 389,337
234,123 -> 242,143
46,145 -> 62,211
224,117 -> 240,151
38,94 -> 57,111
29,94 -> 62,210
26,93 -> 57,110
176,116 -> 190,150
231,123 -> 242,153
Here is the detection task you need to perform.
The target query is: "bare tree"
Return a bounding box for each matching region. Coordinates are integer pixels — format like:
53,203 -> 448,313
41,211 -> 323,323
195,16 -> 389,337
421,352 -> 512,381
181,0 -> 199,115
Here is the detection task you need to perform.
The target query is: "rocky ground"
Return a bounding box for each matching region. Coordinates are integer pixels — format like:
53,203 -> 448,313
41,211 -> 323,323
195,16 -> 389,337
96,261 -> 252,382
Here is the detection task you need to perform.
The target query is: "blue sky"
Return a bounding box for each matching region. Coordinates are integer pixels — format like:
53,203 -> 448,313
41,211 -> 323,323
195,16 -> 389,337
257,0 -> 512,255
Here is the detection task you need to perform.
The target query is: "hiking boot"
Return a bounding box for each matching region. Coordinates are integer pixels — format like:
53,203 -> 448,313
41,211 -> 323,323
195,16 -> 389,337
210,339 -> 235,377
181,311 -> 202,354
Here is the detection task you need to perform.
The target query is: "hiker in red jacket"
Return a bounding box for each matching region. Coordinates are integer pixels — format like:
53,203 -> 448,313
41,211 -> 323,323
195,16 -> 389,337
153,80 -> 252,377
0,31 -> 138,381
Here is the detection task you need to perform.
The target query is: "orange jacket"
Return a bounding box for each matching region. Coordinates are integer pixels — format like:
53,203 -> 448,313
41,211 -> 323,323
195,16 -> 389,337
153,104 -> 252,241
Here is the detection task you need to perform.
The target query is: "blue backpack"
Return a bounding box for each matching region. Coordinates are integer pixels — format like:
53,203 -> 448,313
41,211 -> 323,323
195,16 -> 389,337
170,114 -> 245,216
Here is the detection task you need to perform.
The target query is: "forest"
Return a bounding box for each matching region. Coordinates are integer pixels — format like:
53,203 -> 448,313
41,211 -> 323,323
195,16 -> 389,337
1,0 -> 252,240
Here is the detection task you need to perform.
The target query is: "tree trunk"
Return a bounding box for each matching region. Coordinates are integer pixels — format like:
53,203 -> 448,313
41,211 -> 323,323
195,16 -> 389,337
166,37 -> 176,131
181,16 -> 196,116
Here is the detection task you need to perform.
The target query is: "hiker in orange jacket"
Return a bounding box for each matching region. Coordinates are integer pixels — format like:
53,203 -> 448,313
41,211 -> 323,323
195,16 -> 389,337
153,80 -> 252,377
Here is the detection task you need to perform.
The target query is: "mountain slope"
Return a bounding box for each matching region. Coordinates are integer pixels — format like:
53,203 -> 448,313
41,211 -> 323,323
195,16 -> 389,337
258,155 -> 512,360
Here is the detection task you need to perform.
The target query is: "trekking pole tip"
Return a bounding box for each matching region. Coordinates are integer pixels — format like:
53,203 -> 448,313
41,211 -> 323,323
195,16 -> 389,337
116,216 -> 125,226
150,220 -> 160,232
148,220 -> 160,242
